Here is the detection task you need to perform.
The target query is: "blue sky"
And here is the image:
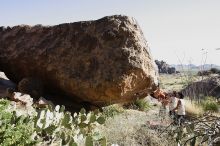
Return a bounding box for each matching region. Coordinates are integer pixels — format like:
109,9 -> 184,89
1,0 -> 220,65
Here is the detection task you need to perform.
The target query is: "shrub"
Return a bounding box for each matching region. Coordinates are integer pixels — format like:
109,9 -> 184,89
210,68 -> 220,74
201,96 -> 219,112
167,113 -> 220,146
33,106 -> 106,145
0,99 -> 107,146
133,98 -> 151,111
129,98 -> 151,111
102,104 -> 124,118
0,99 -> 37,146
197,70 -> 211,76
202,102 -> 219,112
203,96 -> 217,101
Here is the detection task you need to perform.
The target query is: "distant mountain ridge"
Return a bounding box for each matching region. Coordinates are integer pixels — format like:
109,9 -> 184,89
170,64 -> 220,71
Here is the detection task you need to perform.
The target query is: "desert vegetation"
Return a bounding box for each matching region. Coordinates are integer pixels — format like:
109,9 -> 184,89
2,0 -> 220,145
0,11 -> 219,146
0,67 -> 220,146
0,99 -> 106,146
159,67 -> 220,146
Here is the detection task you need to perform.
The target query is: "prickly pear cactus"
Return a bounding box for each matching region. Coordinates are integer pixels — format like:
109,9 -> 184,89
0,98 -> 107,146
34,106 -> 106,146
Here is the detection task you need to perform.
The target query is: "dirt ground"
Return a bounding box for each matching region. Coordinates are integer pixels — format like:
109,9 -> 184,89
98,97 -> 175,146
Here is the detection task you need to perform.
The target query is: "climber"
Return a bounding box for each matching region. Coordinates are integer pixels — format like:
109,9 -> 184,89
150,86 -> 166,100
172,92 -> 186,125
150,86 -> 169,121
168,91 -> 177,118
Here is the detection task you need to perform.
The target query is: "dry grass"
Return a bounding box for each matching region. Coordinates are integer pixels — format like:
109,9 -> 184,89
159,74 -> 185,92
97,74 -> 219,145
159,73 -> 206,92
185,99 -> 220,117
98,110 -> 147,145
185,99 -> 204,116
98,109 -> 174,146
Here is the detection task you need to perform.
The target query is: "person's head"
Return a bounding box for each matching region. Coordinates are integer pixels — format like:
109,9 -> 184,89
173,91 -> 177,97
157,83 -> 160,88
177,92 -> 184,99
166,92 -> 172,98
164,92 -> 169,98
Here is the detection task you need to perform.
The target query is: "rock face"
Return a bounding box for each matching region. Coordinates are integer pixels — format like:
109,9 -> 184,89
181,76 -> 220,99
155,60 -> 176,74
0,15 -> 158,105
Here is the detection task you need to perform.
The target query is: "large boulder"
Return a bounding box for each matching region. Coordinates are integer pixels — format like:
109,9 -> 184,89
0,15 -> 158,105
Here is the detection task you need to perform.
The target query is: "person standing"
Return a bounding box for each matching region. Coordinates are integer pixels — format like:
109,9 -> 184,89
159,94 -> 169,122
169,91 -> 177,118
172,92 -> 186,125
150,87 -> 169,123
